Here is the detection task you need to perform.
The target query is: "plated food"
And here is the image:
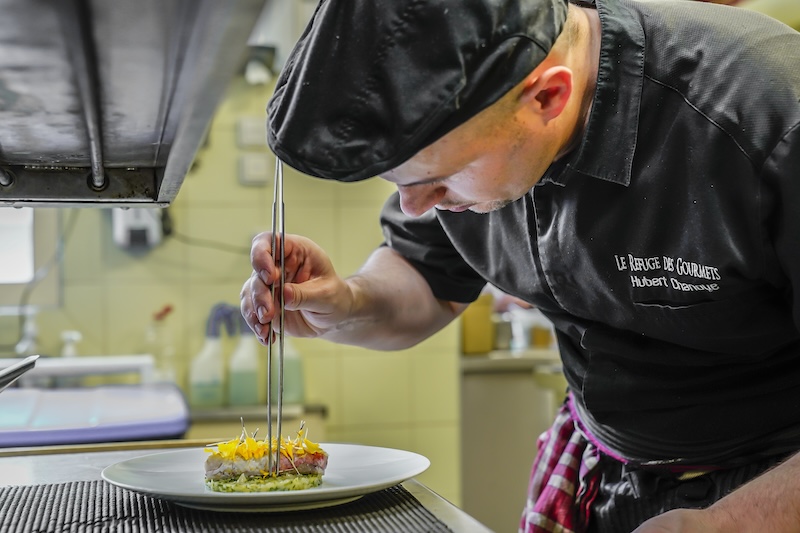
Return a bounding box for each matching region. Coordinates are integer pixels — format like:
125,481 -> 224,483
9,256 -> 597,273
204,422 -> 328,493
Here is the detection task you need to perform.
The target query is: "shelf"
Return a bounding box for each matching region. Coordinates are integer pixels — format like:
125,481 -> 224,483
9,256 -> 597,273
460,349 -> 562,374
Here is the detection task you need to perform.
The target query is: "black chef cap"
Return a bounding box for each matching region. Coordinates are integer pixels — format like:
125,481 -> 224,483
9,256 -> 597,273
267,0 -> 569,182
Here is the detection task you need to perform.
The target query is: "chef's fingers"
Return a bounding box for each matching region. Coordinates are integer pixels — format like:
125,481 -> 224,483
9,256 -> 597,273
282,270 -> 356,333
241,271 -> 330,342
250,231 -> 280,285
244,232 -> 345,339
243,232 -> 310,342
240,270 -> 273,343
246,230 -> 284,330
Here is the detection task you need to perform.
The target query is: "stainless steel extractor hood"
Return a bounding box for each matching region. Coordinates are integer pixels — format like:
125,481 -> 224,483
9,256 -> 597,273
0,0 -> 266,207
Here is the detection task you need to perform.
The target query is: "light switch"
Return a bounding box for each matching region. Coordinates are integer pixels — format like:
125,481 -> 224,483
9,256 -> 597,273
238,153 -> 271,186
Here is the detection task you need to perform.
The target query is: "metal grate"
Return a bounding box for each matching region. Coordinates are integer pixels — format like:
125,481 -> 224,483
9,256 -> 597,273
0,480 -> 453,532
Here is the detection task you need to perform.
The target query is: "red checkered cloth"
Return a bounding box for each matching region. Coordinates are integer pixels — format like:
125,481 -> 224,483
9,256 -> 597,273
519,402 -> 602,533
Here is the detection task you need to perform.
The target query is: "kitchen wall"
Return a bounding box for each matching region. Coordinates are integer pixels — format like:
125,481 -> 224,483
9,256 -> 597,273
17,77 -> 462,504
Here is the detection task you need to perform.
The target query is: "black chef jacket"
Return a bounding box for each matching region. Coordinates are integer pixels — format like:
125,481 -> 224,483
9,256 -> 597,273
380,0 -> 800,466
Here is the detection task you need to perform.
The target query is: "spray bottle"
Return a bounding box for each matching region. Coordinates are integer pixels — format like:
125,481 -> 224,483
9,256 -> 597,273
143,304 -> 175,383
227,314 -> 261,406
188,303 -> 236,408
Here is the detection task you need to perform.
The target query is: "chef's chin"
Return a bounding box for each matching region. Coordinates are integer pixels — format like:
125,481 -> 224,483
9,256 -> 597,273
470,199 -> 514,214
435,198 -> 513,214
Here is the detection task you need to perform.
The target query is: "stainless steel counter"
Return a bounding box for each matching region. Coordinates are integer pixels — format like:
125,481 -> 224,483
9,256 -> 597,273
0,439 -> 491,532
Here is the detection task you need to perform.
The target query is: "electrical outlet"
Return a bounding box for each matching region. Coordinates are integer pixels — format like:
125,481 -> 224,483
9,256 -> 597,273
236,116 -> 268,148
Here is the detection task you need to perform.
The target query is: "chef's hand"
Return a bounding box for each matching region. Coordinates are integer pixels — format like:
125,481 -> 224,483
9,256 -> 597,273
634,451 -> 800,532
241,232 -> 353,344
242,232 -> 465,350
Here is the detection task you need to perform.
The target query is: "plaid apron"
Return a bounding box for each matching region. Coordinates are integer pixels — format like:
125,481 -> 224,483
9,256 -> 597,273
519,397 -> 792,532
519,401 -> 601,533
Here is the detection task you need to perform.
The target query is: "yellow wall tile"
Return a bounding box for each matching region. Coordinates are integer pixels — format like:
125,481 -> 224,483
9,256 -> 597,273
61,208 -> 105,283
411,423 -> 461,506
284,167 -> 341,210
335,178 -> 397,208
36,283 -> 106,357
284,206 -> 339,264
300,349 -> 342,426
103,283 -> 187,361
340,350 -> 411,425
328,426 -> 412,451
410,349 -> 460,424
336,206 -> 387,276
290,337 -> 338,357
181,206 -> 263,283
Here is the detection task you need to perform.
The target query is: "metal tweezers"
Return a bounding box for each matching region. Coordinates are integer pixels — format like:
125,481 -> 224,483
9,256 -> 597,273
266,158 -> 285,476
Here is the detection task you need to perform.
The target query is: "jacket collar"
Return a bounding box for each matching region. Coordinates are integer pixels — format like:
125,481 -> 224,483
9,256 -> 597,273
551,0 -> 644,187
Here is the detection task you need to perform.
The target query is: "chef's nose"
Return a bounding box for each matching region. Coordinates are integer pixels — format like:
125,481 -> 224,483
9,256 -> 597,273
398,185 -> 446,217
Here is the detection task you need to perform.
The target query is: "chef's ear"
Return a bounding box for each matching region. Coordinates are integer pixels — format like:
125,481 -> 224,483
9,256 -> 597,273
520,66 -> 574,123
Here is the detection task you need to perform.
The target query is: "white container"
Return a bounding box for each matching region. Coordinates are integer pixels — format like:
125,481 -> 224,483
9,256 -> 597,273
60,330 -> 82,358
505,306 -> 557,351
227,332 -> 260,406
188,337 -> 224,408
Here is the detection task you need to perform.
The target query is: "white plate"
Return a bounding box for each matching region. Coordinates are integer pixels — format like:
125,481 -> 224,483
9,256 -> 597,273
101,443 -> 430,512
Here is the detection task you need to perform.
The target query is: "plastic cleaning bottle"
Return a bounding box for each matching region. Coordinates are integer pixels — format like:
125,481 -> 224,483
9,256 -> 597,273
270,338 -> 305,405
188,303 -> 235,408
143,304 -> 176,383
227,315 -> 260,406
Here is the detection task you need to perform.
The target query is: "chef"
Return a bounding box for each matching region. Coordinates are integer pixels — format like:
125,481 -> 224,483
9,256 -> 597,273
241,0 -> 800,530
